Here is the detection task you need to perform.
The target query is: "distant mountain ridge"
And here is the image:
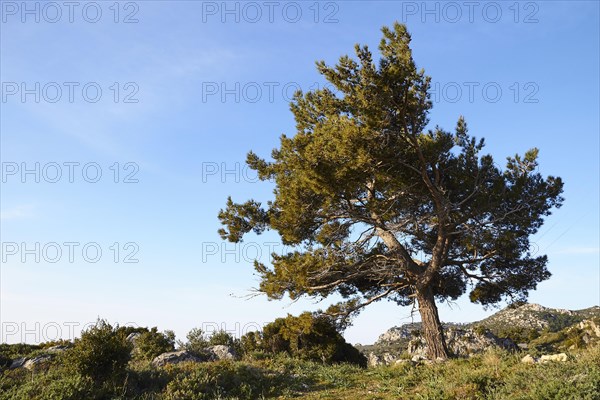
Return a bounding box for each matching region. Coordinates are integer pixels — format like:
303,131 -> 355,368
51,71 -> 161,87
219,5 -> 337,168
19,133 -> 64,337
471,303 -> 600,333
359,303 -> 600,366
374,303 -> 600,345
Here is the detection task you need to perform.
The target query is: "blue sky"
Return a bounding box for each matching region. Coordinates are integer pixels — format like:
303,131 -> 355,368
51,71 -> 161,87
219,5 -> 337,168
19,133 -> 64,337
1,1 -> 598,345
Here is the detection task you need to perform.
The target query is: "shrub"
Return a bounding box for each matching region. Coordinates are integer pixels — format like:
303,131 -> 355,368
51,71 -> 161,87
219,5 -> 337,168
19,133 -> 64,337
163,361 -> 289,400
179,327 -> 209,356
530,330 -> 567,351
120,362 -> 171,397
507,300 -> 528,309
261,317 -> 289,354
495,326 -> 540,343
116,325 -> 143,336
473,325 -> 489,336
240,331 -> 261,354
208,329 -> 236,347
563,327 -> 587,349
546,312 -> 580,332
39,339 -> 72,349
0,368 -> 96,400
0,343 -> 40,363
134,328 -> 176,361
61,319 -> 131,384
242,312 -> 367,367
0,354 -> 12,371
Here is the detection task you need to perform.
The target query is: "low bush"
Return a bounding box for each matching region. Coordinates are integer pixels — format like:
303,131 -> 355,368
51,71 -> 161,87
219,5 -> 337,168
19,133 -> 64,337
61,319 -> 131,384
163,361 -> 296,400
495,326 -> 540,343
134,328 -> 176,361
0,343 -> 40,364
241,312 -> 367,367
208,330 -> 236,347
0,368 -> 97,400
1,342 -> 599,399
179,327 -> 209,356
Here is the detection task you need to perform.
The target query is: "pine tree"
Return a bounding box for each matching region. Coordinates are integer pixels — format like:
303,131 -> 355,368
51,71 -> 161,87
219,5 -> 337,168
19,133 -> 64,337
218,22 -> 564,359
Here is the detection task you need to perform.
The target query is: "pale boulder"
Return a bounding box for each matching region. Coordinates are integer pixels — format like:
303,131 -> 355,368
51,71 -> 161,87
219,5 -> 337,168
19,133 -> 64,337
521,354 -> 537,364
152,350 -> 203,367
540,353 -> 568,363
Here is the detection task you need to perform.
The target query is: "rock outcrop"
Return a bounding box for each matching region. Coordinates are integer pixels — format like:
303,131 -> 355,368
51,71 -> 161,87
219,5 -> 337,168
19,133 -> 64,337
365,326 -> 516,366
152,346 -> 238,366
8,345 -> 69,371
126,332 -> 142,344
45,344 -> 70,353
9,358 -> 27,369
577,319 -> 600,343
22,354 -> 53,370
375,323 -> 421,343
473,304 -> 599,333
152,350 -> 204,367
205,345 -> 237,361
375,322 -> 467,345
368,352 -> 404,366
407,328 -> 517,359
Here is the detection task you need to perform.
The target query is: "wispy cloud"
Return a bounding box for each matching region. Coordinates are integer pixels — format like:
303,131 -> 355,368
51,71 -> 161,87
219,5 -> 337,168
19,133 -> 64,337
0,204 -> 34,220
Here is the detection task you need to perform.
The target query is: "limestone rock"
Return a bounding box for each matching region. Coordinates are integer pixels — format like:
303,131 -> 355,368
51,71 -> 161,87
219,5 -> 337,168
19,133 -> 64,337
578,320 -> 600,338
521,353 -> 568,364
364,324 -> 516,366
411,354 -> 426,363
376,324 -> 420,343
521,354 -> 537,364
540,353 -> 568,363
473,303 -> 598,333
375,322 -> 466,345
407,328 -> 516,358
127,332 -> 143,356
152,350 -> 203,367
205,345 -> 237,361
367,353 -> 381,367
9,354 -> 54,370
9,357 -> 27,369
23,355 -> 52,370
367,351 -> 408,367
126,332 -> 142,344
45,344 -> 70,353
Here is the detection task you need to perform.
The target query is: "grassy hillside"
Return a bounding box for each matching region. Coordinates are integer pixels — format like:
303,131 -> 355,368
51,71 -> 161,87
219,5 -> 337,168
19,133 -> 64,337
1,346 -> 598,399
293,346 -> 600,400
1,304 -> 599,399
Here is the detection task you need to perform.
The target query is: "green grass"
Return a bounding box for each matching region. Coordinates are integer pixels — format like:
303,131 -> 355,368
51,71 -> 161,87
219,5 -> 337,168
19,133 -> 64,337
296,346 -> 600,400
1,345 -> 599,399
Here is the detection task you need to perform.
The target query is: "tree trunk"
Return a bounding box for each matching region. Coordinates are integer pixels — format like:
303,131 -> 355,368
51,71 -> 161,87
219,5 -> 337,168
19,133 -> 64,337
416,286 -> 449,360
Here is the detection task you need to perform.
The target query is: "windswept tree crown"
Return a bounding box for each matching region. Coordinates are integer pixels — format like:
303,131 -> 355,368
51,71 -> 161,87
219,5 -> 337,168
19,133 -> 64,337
218,22 -> 564,323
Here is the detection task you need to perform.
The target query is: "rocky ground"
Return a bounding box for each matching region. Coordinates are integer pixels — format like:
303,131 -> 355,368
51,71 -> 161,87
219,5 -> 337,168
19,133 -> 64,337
357,303 -> 600,366
5,303 -> 599,371
1,302 -> 599,399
